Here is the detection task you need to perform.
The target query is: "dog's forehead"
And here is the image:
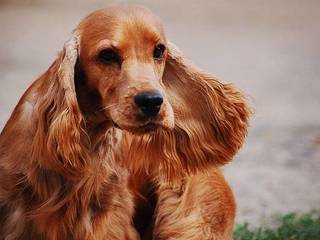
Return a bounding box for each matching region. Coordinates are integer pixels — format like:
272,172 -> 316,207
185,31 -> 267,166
78,6 -> 165,50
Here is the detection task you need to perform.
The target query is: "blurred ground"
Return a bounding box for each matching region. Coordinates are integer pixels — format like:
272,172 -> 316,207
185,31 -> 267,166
0,0 -> 319,225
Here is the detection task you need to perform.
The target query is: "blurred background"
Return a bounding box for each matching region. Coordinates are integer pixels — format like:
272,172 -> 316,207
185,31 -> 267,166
0,0 -> 319,226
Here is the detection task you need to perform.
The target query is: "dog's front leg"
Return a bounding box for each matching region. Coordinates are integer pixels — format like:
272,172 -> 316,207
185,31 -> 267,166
153,168 -> 235,240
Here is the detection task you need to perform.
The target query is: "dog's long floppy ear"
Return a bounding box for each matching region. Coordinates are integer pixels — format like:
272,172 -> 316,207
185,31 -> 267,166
126,42 -> 249,180
163,42 -> 249,175
32,34 -> 88,178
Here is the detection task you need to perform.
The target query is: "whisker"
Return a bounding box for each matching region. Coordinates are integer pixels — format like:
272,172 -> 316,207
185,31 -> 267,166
95,104 -> 117,113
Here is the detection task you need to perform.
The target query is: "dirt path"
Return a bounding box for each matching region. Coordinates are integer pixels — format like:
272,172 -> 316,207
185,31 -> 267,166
1,0 -> 319,225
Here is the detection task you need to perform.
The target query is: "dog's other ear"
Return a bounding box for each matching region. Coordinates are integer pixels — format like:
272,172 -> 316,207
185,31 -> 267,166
161,42 -> 249,175
32,34 -> 88,177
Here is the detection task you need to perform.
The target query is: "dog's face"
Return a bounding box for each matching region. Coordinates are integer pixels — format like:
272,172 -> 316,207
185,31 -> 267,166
78,6 -> 174,134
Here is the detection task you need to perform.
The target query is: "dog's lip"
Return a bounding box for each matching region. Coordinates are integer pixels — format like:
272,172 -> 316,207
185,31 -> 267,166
112,120 -> 121,129
112,120 -> 160,133
139,122 -> 157,130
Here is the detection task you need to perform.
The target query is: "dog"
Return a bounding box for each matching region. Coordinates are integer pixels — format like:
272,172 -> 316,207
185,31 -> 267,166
0,5 -> 249,240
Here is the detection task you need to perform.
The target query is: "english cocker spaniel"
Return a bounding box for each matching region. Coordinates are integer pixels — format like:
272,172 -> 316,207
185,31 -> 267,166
0,6 -> 249,240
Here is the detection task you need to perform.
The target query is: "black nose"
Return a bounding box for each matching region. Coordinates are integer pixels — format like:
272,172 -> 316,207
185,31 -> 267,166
134,92 -> 163,117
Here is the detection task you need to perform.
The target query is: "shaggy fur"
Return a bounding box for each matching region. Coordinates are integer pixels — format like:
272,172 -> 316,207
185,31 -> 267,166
0,6 -> 249,240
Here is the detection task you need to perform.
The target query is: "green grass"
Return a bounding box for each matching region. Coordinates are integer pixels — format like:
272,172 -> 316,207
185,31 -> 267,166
233,211 -> 320,240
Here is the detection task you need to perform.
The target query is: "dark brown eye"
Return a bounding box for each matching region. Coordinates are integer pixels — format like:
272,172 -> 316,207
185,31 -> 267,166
153,44 -> 165,59
98,49 -> 120,64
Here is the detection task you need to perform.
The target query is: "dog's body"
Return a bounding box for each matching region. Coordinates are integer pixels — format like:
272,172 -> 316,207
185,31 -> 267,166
0,6 -> 249,240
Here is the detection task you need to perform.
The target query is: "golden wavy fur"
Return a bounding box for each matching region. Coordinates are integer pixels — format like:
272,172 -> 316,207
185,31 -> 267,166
0,6 -> 249,240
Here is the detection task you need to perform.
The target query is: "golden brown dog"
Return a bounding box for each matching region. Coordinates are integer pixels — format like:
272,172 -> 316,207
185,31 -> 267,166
0,6 -> 249,240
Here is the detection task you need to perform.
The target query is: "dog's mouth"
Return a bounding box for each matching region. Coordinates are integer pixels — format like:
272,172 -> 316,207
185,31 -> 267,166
112,121 -> 121,129
112,120 -> 160,134
138,122 -> 158,132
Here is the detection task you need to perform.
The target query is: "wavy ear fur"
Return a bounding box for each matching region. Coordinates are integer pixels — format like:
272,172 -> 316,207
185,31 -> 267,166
126,42 -> 249,180
32,35 -> 88,178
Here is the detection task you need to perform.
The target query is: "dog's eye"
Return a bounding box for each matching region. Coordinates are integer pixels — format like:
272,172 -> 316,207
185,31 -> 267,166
153,44 -> 166,60
98,49 -> 120,64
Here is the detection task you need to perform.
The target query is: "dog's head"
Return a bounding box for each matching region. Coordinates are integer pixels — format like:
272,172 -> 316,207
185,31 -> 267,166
76,6 -> 174,134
